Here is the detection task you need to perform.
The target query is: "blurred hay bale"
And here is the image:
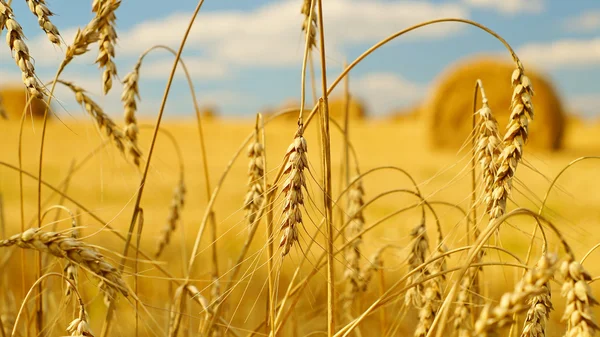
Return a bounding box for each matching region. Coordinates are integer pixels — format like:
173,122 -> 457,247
425,56 -> 566,151
389,104 -> 421,122
0,85 -> 49,120
270,96 -> 367,122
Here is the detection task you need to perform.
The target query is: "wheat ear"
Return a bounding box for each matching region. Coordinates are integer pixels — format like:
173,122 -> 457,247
0,1 -> 45,98
0,228 -> 128,302
473,80 -> 503,211
58,80 -> 142,165
343,178 -> 365,311
405,222 -> 429,307
244,132 -> 265,232
155,174 -> 186,258
489,64 -> 534,219
475,254 -> 556,337
122,61 -> 141,166
279,122 -> 308,256
415,246 -> 447,337
300,0 -> 317,49
65,19 -> 100,64
520,255 -> 554,337
92,0 -> 121,94
560,256 -> 599,337
25,0 -> 60,45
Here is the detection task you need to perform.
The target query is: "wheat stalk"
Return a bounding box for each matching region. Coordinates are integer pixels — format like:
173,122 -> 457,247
92,0 -> 121,94
155,174 -> 186,258
25,0 -> 60,45
560,256 -> 599,337
520,256 -> 553,337
58,80 -> 142,166
279,122 -> 308,256
475,254 -> 556,337
121,61 -> 141,166
489,64 -> 534,219
0,228 -> 128,302
0,1 -> 45,98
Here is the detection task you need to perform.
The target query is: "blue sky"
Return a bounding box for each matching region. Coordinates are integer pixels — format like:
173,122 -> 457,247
1,0 -> 600,119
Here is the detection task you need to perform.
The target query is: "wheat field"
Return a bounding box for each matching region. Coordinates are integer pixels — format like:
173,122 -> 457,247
1,1 -> 600,337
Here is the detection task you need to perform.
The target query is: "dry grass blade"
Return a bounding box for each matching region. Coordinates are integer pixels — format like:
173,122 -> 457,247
25,0 -> 60,45
489,64 -> 534,219
560,256 -> 599,337
475,254 -> 556,337
520,256 -> 554,337
279,122 -> 308,256
92,0 -> 121,94
0,0 -> 45,98
343,178 -> 365,312
155,174 -> 186,258
122,61 -> 141,166
58,80 -> 142,166
0,228 -> 128,302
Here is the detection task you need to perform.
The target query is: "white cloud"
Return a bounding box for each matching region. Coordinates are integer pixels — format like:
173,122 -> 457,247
563,10 -> 600,32
140,57 -> 229,80
353,72 -> 425,115
463,0 -> 544,15
118,0 -> 469,67
518,38 -> 600,69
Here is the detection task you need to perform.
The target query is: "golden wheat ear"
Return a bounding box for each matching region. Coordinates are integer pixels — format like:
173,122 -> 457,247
560,256 -> 599,337
25,0 -> 61,45
279,122 -> 308,256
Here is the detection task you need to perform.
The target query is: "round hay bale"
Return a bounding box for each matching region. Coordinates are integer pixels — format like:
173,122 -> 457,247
272,96 -> 367,122
0,85 -> 49,120
389,104 -> 421,122
425,56 -> 565,151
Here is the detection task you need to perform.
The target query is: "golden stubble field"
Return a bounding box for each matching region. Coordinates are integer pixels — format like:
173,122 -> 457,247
1,116 -> 600,336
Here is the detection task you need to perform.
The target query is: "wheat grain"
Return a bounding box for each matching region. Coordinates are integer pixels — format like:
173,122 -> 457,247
279,122 -> 308,256
244,140 -> 265,232
25,0 -> 60,45
66,306 -> 93,336
0,228 -> 128,302
489,64 -> 534,219
560,256 -> 599,337
0,1 -> 45,98
92,0 -> 121,94
122,61 -> 141,166
155,175 -> 186,258
475,254 -> 556,337
520,256 -> 554,337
